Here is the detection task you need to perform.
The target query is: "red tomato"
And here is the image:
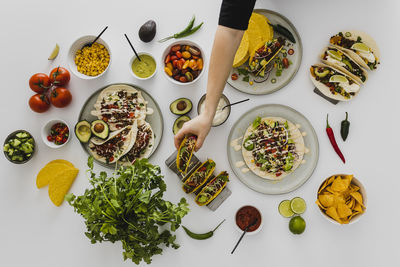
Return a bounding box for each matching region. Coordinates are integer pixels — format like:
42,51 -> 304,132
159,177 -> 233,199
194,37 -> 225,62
29,73 -> 51,93
50,87 -> 72,108
49,67 -> 70,86
231,73 -> 238,80
282,58 -> 289,68
288,49 -> 294,55
29,94 -> 50,113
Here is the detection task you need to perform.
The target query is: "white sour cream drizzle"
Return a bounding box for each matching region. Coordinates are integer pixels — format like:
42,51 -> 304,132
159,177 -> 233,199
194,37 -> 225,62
235,161 -> 245,168
146,107 -> 154,115
326,56 -> 346,67
241,168 -> 250,173
357,50 -> 375,63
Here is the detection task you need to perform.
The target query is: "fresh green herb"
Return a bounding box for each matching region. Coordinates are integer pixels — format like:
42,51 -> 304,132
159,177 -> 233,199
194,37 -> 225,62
66,157 -> 190,265
242,75 -> 250,82
237,68 -> 249,76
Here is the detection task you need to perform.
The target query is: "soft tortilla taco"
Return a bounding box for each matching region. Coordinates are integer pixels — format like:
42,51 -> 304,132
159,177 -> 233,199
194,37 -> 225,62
310,63 -> 361,101
182,159 -> 216,194
176,135 -> 197,174
320,46 -> 368,84
195,171 -> 229,206
329,31 -> 380,70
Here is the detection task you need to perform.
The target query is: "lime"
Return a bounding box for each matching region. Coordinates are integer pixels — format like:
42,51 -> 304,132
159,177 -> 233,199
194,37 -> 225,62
48,44 -> 60,60
329,75 -> 348,83
327,50 -> 342,61
289,216 -> 306,234
290,197 -> 307,214
351,43 -> 370,53
278,200 -> 294,218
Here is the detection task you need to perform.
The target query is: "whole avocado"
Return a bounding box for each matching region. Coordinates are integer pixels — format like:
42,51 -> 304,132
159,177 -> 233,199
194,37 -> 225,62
139,20 -> 156,42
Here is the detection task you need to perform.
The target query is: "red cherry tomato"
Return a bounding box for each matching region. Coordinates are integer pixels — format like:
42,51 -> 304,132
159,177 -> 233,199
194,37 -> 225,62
231,73 -> 238,80
29,73 -> 51,93
29,94 -> 50,113
49,67 -> 70,86
288,49 -> 294,55
175,51 -> 182,58
164,54 -> 171,64
282,58 -> 289,68
50,87 -> 72,108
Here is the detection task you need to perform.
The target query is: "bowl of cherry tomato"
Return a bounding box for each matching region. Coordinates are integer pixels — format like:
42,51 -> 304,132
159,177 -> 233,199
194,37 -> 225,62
162,40 -> 205,85
41,119 -> 70,148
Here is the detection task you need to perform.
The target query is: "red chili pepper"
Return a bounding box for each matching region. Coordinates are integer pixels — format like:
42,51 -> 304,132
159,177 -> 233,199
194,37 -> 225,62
326,114 -> 345,163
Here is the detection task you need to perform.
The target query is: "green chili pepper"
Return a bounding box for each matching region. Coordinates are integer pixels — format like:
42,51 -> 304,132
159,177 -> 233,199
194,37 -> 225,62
159,16 -> 203,42
182,219 -> 225,240
178,22 -> 203,38
340,112 -> 350,141
268,23 -> 296,43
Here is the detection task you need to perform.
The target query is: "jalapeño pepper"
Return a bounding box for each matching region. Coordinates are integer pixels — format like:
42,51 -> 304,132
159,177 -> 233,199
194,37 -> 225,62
340,112 -> 350,141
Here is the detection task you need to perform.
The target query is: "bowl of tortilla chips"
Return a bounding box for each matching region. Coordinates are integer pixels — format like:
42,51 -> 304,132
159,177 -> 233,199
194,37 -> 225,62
316,174 -> 366,225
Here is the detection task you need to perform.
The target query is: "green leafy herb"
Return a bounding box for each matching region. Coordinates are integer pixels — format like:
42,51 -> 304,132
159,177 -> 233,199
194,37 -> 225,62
242,75 -> 250,82
237,68 -> 249,76
66,157 -> 190,265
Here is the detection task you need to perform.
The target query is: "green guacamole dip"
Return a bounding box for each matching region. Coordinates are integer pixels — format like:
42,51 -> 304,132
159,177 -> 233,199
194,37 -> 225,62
132,54 -> 156,78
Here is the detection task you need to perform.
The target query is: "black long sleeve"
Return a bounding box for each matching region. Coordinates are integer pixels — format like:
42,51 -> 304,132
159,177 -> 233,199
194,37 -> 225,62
218,0 -> 256,30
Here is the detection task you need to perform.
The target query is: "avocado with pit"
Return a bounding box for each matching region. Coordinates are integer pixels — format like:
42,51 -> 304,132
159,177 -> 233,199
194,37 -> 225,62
90,120 -> 109,140
170,98 -> 192,115
173,115 -> 190,135
139,20 -> 156,43
315,68 -> 330,78
75,120 -> 92,143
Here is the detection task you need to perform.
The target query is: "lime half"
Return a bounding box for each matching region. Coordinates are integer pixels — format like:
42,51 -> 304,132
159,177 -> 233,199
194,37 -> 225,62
329,74 -> 348,83
289,216 -> 306,234
290,197 -> 307,214
48,44 -> 60,60
327,50 -> 342,61
351,43 -> 370,53
278,200 -> 294,218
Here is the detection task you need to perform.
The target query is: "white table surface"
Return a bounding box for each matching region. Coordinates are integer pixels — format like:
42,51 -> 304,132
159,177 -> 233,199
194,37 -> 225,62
1,0 -> 399,266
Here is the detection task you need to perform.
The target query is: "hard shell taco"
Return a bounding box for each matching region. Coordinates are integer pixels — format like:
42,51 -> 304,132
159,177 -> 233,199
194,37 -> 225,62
182,159 -> 216,194
195,171 -> 229,206
176,135 -> 197,174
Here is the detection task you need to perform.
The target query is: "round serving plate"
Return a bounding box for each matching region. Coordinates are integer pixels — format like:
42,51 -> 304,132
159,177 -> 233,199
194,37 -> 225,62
227,9 -> 303,95
78,83 -> 164,169
227,104 -> 318,194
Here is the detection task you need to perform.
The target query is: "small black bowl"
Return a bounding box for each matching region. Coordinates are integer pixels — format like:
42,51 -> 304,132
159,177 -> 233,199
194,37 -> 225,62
3,130 -> 36,164
197,94 -> 231,127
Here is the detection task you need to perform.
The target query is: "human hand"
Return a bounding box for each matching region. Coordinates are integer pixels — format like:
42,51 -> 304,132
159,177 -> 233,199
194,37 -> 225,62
174,113 -> 213,151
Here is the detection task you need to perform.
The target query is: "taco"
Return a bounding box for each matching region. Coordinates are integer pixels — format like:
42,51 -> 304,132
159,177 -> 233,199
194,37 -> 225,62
329,31 -> 380,70
176,135 -> 197,174
91,84 -> 147,131
242,117 -> 305,180
195,171 -> 229,206
120,120 -> 154,165
249,37 -> 284,76
320,46 -> 368,84
88,121 -> 138,164
182,159 -> 216,194
310,63 -> 361,101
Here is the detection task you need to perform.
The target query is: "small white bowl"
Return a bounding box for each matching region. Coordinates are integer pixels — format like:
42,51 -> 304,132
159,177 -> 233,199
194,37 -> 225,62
68,35 -> 112,80
161,40 -> 205,86
317,175 -> 367,225
41,119 -> 71,149
234,205 -> 263,235
129,52 -> 157,80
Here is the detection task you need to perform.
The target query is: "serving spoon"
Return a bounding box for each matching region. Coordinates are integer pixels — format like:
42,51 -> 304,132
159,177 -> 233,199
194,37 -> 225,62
81,26 -> 109,49
124,33 -> 142,62
222,98 -> 249,111
231,217 -> 258,254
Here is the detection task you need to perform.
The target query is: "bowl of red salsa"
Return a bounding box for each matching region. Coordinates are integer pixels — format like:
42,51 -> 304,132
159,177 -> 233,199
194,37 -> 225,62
41,119 -> 70,148
235,205 -> 263,234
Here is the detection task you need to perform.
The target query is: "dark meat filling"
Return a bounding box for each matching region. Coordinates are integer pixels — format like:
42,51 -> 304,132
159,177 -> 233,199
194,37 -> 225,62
125,125 -> 152,163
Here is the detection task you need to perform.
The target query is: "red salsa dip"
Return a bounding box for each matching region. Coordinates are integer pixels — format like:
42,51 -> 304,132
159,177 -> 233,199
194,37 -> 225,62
235,205 -> 262,232
47,122 -> 69,145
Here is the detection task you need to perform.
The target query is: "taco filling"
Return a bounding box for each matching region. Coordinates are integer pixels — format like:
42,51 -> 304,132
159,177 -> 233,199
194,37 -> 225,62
183,160 -> 216,193
195,172 -> 229,206
177,135 -> 197,173
122,123 -> 153,164
89,128 -> 131,163
249,37 -> 285,77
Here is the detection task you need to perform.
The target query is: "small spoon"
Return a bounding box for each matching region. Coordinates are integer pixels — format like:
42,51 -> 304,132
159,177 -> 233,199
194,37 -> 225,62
231,218 -> 258,254
124,33 -> 141,62
82,26 -> 108,49
222,98 -> 249,111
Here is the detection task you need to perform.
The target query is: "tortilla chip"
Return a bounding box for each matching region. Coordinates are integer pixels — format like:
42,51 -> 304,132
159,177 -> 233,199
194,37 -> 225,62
36,162 -> 75,189
350,192 -> 365,207
47,159 -> 74,168
337,203 -> 353,218
319,194 -> 335,208
233,32 -> 250,67
48,168 -> 79,206
331,177 -> 348,192
353,202 -> 363,212
316,199 -> 327,210
326,207 -> 341,223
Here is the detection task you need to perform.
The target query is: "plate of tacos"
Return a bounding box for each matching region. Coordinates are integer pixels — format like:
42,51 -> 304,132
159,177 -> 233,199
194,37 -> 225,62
227,104 -> 318,194
77,83 -> 163,168
228,9 -> 302,95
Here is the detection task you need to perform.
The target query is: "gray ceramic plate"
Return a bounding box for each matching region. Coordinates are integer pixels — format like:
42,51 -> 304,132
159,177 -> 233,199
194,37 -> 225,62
78,83 -> 164,169
227,9 -> 302,95
227,104 -> 318,194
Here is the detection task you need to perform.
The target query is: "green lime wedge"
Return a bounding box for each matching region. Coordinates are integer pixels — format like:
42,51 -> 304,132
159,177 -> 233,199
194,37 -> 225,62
48,44 -> 60,60
327,50 -> 342,61
289,215 -> 306,234
290,197 -> 307,214
329,74 -> 348,83
351,43 -> 370,53
278,200 -> 294,218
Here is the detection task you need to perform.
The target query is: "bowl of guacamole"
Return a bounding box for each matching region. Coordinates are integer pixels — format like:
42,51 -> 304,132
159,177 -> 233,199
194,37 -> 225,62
129,52 -> 157,80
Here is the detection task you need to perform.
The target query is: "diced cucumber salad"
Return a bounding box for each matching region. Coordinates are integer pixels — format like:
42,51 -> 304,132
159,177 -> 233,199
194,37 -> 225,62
4,131 -> 35,162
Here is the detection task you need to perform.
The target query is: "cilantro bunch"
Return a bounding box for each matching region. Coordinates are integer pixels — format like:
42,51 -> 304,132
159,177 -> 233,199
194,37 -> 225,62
66,157 -> 189,264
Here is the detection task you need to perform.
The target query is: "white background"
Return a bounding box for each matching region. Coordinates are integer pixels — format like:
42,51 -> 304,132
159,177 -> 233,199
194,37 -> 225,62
1,0 -> 399,266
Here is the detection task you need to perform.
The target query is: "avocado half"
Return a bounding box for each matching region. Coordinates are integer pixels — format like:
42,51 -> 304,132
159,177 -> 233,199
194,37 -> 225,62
173,115 -> 190,135
91,120 -> 109,140
75,120 -> 92,143
170,98 -> 192,115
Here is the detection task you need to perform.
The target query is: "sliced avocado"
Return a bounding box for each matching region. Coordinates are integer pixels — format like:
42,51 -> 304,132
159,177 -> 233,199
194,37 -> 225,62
315,68 -> 330,78
91,120 -> 109,140
170,98 -> 192,115
75,120 -> 92,143
173,115 -> 190,135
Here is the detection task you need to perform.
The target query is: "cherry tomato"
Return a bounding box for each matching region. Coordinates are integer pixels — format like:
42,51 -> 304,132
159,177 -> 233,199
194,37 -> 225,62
170,55 -> 178,61
29,73 -> 51,93
171,45 -> 181,52
179,76 -> 187,83
282,58 -> 289,68
50,87 -> 72,108
29,94 -> 50,113
231,73 -> 238,80
164,54 -> 171,64
49,67 -> 70,86
288,49 -> 294,55
175,51 -> 182,58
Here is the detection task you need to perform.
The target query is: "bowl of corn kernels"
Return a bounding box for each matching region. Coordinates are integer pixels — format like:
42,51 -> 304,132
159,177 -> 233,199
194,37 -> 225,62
68,35 -> 111,79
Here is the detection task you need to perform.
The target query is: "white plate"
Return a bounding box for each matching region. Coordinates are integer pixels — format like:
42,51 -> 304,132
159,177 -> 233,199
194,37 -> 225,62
227,104 -> 319,194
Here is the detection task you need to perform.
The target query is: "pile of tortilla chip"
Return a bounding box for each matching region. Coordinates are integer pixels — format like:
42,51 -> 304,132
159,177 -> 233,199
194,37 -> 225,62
316,174 -> 365,224
233,12 -> 273,68
36,159 -> 79,206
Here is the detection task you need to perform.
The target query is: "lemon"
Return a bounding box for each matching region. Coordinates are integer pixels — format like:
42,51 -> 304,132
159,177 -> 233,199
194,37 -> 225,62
289,216 -> 306,234
278,200 -> 294,218
327,50 -> 342,61
351,43 -> 370,53
48,44 -> 60,60
329,75 -> 348,83
290,197 -> 306,214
